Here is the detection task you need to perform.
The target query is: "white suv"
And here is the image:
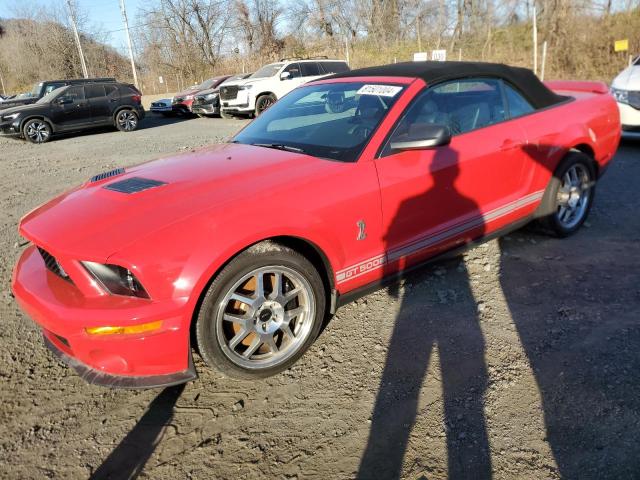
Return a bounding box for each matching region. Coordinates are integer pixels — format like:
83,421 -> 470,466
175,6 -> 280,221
219,59 -> 349,117
611,55 -> 640,136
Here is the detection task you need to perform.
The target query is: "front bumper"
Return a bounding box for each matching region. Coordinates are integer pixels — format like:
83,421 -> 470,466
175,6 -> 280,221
618,102 -> 640,132
150,104 -> 173,113
0,117 -> 21,136
192,103 -> 219,115
12,245 -> 197,389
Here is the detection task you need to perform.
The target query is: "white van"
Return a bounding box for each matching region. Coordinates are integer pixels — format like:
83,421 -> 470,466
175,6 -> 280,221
611,56 -> 640,136
219,58 -> 349,117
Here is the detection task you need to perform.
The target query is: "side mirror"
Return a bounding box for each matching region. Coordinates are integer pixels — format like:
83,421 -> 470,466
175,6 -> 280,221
390,124 -> 451,151
280,71 -> 291,81
57,97 -> 73,105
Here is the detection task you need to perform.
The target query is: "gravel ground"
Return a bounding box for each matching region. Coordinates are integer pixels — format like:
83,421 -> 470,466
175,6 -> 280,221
0,111 -> 639,480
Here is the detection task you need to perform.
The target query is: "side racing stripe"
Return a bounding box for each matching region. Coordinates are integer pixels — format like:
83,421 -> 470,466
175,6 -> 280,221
336,190 -> 544,285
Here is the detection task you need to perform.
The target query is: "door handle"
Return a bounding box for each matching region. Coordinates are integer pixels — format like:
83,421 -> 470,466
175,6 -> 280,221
500,139 -> 523,152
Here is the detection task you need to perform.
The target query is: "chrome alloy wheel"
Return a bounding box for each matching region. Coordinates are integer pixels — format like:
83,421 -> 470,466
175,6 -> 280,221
555,163 -> 592,230
117,110 -> 138,131
25,120 -> 50,143
215,266 -> 316,370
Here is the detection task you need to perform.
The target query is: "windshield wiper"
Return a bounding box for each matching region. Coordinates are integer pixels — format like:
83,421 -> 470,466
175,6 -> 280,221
251,143 -> 305,154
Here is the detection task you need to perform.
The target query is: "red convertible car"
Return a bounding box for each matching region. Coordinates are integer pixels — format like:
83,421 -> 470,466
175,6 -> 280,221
12,62 -> 620,388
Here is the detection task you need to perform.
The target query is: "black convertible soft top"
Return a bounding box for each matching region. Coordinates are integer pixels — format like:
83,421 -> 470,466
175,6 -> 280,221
328,61 -> 564,109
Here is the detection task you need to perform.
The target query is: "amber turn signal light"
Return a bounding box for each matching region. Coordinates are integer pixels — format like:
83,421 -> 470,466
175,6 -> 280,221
85,320 -> 163,336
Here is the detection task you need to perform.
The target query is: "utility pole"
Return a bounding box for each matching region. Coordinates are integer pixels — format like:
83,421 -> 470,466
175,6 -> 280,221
66,0 -> 88,78
119,0 -> 139,88
532,5 -> 538,75
0,68 -> 6,95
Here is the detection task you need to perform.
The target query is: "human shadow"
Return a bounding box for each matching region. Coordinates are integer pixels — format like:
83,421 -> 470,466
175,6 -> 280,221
498,140 -> 640,478
357,147 -> 491,479
90,384 -> 185,480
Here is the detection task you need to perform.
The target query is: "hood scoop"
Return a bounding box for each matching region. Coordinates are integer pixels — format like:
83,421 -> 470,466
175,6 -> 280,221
90,167 -> 125,183
103,177 -> 167,194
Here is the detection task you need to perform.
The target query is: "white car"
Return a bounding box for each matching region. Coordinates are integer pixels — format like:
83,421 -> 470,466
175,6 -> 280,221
219,58 -> 349,117
611,56 -> 640,136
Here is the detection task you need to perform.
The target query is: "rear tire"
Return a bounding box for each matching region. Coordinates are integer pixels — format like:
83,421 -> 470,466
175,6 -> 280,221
115,109 -> 139,132
22,118 -> 52,144
537,152 -> 596,237
195,241 -> 326,379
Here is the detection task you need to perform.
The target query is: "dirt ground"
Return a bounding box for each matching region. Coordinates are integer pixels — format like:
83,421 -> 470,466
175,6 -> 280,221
0,109 -> 639,480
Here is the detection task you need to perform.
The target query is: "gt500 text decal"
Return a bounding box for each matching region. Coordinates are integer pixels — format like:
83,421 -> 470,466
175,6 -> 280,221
336,254 -> 387,283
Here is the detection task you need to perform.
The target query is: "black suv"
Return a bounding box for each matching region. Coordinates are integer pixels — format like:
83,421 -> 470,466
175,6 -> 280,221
0,78 -> 116,111
0,82 -> 145,143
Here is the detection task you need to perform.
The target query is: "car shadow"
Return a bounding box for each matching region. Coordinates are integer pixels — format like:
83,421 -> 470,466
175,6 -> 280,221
89,384 -> 185,480
497,140 -> 640,477
357,147 -> 491,479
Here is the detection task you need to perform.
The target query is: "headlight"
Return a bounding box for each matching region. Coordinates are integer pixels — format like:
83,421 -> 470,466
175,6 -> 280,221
204,93 -> 218,101
2,112 -> 20,121
611,87 -> 629,104
82,262 -> 149,298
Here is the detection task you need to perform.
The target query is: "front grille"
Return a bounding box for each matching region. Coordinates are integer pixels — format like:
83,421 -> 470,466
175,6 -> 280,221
219,86 -> 239,101
38,247 -> 72,283
103,177 -> 167,194
90,167 -> 125,183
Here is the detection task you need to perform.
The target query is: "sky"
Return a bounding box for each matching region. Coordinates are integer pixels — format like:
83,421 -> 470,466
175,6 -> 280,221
0,0 -> 147,53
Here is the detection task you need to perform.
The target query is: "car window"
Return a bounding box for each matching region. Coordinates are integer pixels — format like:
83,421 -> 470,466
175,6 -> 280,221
319,62 -> 349,74
233,82 -> 404,162
250,63 -> 284,79
105,85 -> 119,99
283,63 -> 301,78
85,85 -> 106,99
44,83 -> 66,95
386,78 -> 506,151
58,86 -> 85,103
504,83 -> 535,118
300,62 -> 321,77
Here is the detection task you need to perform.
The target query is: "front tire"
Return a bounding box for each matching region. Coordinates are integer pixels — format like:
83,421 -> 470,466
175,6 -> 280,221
254,94 -> 276,116
195,242 -> 326,379
115,109 -> 139,132
22,119 -> 52,144
538,152 -> 596,237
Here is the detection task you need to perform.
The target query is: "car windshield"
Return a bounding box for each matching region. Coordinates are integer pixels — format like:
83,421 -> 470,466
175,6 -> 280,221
249,63 -> 284,79
29,83 -> 42,97
233,82 -> 405,162
196,78 -> 217,90
37,86 -> 67,104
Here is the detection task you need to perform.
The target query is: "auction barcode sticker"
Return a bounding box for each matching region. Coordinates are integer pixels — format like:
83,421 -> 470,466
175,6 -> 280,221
356,84 -> 403,97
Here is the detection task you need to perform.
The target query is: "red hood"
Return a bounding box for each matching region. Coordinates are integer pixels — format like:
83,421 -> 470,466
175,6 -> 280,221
20,143 -> 337,261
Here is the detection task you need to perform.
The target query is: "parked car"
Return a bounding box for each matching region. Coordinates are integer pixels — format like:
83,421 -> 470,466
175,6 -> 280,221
191,73 -> 251,118
171,76 -> 230,116
611,55 -> 640,136
0,81 -> 144,143
150,98 -> 174,116
0,78 -> 116,111
219,58 -> 349,117
12,61 -> 620,387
